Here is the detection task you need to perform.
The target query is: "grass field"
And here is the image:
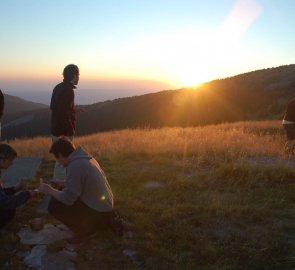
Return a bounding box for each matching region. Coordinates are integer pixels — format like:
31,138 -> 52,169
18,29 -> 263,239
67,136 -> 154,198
2,120 -> 295,269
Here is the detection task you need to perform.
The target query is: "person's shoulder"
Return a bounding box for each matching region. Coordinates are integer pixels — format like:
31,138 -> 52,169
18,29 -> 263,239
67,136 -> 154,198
53,82 -> 64,90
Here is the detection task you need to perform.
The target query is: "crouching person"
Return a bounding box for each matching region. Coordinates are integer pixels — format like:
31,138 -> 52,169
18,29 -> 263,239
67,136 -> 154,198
0,144 -> 37,229
38,137 -> 122,242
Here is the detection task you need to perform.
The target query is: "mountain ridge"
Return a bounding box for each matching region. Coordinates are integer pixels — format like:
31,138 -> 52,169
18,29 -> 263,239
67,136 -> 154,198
3,64 -> 295,139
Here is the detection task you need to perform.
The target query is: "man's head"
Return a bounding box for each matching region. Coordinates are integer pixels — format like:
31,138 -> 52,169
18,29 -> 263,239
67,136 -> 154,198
49,137 -> 76,167
0,144 -> 17,169
63,64 -> 79,85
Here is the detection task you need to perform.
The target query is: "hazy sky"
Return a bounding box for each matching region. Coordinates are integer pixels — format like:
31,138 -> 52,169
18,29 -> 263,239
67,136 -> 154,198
0,0 -> 295,104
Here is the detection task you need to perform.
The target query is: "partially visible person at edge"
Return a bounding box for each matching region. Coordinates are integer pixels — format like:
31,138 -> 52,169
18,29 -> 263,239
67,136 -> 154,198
50,64 -> 84,180
0,90 -> 4,141
282,97 -> 295,155
38,137 -> 123,242
0,144 -> 38,230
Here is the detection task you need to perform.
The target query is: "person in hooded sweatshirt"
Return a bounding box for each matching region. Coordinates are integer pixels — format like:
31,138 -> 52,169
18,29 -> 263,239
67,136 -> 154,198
50,64 -> 84,181
38,137 -> 122,240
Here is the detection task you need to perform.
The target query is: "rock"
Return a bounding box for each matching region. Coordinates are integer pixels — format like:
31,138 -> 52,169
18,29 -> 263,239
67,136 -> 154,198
123,249 -> 137,257
41,252 -> 76,270
18,224 -> 73,245
59,248 -> 77,258
127,231 -> 134,239
24,245 -> 47,268
144,181 -> 163,189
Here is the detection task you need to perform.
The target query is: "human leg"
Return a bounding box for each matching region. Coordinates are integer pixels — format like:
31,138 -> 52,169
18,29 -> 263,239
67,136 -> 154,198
0,208 -> 16,229
51,135 -> 73,180
48,198 -> 111,237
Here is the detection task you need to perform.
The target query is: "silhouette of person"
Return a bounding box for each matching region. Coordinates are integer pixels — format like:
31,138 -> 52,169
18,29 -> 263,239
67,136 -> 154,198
282,97 -> 295,155
0,144 -> 38,229
50,64 -> 83,180
38,138 -> 123,242
0,90 -> 4,141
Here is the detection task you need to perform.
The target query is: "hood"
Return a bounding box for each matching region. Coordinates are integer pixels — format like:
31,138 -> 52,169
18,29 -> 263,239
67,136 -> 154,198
68,146 -> 92,163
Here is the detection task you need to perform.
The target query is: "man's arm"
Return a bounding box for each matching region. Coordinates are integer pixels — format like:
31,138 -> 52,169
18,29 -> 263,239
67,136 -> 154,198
0,188 -> 31,208
38,170 -> 82,205
38,183 -> 63,201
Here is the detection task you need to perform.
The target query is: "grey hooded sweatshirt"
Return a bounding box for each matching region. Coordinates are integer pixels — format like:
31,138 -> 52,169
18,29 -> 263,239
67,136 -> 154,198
55,146 -> 114,212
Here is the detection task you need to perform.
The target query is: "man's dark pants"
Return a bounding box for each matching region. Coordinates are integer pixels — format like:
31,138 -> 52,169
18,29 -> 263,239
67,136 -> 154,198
0,208 -> 16,229
48,198 -> 113,237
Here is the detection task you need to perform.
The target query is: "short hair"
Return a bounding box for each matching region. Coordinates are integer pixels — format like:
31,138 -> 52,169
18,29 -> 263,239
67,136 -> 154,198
49,137 -> 75,158
63,64 -> 79,81
0,144 -> 17,161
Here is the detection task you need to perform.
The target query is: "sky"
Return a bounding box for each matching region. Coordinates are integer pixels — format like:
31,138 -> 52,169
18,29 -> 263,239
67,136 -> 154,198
0,0 -> 295,104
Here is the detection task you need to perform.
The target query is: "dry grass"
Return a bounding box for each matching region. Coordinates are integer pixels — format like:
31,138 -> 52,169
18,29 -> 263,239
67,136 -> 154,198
3,120 -> 295,270
8,120 -> 284,162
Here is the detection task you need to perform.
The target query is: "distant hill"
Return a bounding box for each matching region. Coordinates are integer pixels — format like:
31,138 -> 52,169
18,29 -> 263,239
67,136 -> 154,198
3,94 -> 47,114
3,64 -> 295,139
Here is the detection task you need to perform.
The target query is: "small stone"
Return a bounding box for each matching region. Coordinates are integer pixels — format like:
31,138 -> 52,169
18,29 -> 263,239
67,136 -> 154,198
59,249 -> 77,258
18,223 -> 73,245
123,249 -> 137,258
41,252 -> 76,270
24,245 -> 47,268
144,181 -> 163,189
127,231 -> 134,239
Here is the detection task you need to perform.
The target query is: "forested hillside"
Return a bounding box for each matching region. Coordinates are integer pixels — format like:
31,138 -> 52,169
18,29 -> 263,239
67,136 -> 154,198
3,65 -> 295,139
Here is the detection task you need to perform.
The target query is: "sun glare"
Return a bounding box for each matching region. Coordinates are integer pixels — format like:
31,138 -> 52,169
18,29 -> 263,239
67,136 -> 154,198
98,0 -> 262,89
173,63 -> 217,87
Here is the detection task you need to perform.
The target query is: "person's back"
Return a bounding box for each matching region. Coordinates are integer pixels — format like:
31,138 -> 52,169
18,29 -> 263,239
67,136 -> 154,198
57,146 -> 114,212
50,81 -> 75,137
38,138 -> 121,241
50,64 -> 79,137
282,98 -> 295,154
283,98 -> 295,123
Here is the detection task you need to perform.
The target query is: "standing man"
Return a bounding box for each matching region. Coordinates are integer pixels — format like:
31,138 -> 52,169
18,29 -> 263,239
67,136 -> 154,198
50,64 -> 81,180
282,97 -> 295,155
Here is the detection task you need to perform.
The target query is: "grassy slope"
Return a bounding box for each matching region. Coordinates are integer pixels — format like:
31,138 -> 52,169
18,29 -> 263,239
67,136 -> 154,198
2,120 -> 295,269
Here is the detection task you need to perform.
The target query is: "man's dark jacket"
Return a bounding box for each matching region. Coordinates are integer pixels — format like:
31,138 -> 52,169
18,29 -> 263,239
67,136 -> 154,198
284,98 -> 295,122
50,81 -> 76,136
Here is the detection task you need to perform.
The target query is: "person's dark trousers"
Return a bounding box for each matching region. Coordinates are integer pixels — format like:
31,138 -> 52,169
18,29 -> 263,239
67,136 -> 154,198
48,198 -> 113,237
0,208 -> 16,229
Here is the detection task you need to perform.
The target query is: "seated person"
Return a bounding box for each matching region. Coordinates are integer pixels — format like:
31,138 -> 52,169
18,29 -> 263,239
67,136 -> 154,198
38,137 -> 122,240
0,144 -> 37,229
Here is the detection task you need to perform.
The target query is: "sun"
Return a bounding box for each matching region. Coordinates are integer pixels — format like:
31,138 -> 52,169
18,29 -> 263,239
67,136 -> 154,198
175,65 -> 214,87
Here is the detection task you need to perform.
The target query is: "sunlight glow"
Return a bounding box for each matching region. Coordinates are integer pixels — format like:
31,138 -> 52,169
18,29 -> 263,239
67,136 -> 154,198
106,0 -> 262,88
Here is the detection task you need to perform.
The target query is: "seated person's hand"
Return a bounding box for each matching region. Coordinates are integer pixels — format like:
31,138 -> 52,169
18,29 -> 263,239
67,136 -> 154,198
15,180 -> 28,192
29,189 -> 40,197
50,179 -> 65,190
38,179 -> 53,195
